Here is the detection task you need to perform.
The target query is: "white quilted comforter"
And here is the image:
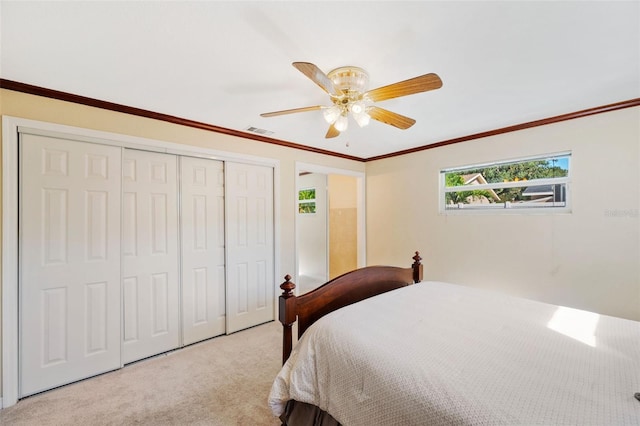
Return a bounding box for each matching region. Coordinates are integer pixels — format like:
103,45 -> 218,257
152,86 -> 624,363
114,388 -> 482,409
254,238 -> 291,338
269,281 -> 640,425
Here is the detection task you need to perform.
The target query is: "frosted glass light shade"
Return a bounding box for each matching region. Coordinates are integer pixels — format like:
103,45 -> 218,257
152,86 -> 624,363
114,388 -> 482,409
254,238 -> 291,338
353,111 -> 371,127
351,101 -> 364,114
334,114 -> 348,132
349,101 -> 370,127
323,106 -> 341,124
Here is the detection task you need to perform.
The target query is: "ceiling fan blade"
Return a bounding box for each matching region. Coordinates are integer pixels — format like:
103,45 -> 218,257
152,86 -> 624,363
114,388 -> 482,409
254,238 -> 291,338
260,105 -> 323,117
292,62 -> 345,97
364,73 -> 442,102
325,124 -> 340,139
368,106 -> 416,129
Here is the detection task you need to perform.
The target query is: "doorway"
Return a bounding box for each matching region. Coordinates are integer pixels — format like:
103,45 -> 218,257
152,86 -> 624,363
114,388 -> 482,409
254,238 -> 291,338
295,163 -> 365,294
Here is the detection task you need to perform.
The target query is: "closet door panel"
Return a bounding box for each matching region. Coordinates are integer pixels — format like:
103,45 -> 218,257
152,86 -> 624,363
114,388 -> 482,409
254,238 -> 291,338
225,162 -> 274,333
20,133 -> 122,397
181,156 -> 226,345
122,149 -> 179,363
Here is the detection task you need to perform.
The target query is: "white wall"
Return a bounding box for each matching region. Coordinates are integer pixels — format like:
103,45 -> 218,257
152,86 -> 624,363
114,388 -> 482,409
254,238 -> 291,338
366,107 -> 640,321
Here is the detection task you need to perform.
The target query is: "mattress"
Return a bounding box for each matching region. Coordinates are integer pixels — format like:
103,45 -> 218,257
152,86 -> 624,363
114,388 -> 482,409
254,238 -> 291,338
269,281 -> 640,425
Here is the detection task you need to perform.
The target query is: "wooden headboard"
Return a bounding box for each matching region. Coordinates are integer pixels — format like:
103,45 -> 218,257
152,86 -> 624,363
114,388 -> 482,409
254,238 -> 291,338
278,252 -> 423,364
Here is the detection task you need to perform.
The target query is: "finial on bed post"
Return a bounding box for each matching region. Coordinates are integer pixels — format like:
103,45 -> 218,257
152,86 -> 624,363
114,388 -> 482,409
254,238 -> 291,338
280,274 -> 295,298
279,275 -> 297,365
412,251 -> 423,283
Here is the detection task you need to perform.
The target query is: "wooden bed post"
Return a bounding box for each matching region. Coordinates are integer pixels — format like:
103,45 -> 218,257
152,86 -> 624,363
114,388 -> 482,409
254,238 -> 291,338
279,275 -> 297,365
412,251 -> 423,283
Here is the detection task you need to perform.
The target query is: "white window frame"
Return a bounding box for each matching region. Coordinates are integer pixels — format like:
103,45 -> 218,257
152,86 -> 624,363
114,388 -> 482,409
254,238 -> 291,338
440,152 -> 571,214
298,187 -> 317,214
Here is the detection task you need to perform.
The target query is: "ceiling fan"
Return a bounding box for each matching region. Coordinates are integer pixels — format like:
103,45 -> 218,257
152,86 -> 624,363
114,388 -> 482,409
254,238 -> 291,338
260,62 -> 442,138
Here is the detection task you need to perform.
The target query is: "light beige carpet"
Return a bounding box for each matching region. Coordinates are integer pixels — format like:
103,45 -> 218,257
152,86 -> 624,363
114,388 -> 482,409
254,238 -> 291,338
0,321 -> 283,425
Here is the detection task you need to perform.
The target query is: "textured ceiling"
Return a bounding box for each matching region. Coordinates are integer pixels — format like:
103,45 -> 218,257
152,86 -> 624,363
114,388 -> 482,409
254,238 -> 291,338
1,1 -> 638,159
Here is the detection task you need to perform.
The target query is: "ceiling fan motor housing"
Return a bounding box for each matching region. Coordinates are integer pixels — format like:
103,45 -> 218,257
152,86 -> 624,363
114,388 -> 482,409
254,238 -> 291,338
327,66 -> 369,98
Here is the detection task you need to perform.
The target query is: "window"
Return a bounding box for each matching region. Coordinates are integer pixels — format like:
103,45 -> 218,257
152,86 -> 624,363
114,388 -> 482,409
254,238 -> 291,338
298,188 -> 317,213
441,152 -> 570,212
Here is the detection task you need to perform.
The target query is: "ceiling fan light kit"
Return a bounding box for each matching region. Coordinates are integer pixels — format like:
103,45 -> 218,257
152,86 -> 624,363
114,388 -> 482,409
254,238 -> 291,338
321,66 -> 372,132
260,62 -> 442,139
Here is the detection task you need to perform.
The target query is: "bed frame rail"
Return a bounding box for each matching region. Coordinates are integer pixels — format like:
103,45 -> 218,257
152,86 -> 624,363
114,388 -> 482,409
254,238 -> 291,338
279,252 -> 423,364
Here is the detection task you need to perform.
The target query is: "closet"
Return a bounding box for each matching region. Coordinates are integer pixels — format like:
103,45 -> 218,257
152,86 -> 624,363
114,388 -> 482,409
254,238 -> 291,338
18,132 -> 274,397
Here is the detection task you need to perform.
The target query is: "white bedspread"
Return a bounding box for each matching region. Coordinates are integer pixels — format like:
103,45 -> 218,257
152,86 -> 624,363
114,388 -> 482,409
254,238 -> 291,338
269,281 -> 640,425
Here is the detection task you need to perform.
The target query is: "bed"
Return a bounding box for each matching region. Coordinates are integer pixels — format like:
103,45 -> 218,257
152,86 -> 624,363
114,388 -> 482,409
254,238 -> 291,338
269,252 -> 640,425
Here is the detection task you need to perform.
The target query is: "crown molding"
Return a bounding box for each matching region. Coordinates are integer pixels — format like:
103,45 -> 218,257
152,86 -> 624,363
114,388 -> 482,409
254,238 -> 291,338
0,79 -> 364,162
2,79 -> 638,163
366,98 -> 640,161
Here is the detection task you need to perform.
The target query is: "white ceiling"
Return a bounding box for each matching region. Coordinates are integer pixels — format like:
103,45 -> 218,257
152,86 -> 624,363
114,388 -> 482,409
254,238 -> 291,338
1,1 -> 638,159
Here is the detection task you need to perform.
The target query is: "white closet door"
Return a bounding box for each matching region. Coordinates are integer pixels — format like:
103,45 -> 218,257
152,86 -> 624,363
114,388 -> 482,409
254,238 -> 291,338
122,149 -> 180,363
181,156 -> 226,345
225,162 -> 274,333
20,133 -> 122,397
